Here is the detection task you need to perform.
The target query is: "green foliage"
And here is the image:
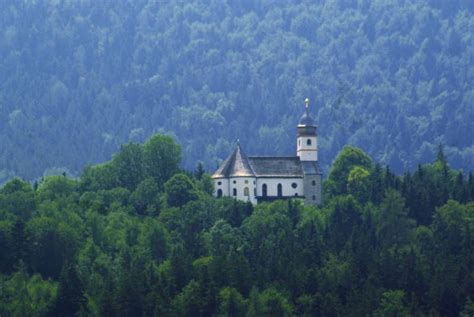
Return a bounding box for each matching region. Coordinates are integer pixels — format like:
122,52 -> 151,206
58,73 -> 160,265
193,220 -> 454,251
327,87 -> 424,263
0,178 -> 35,220
377,190 -> 415,249
247,288 -> 293,317
26,217 -> 79,279
165,173 -> 198,208
0,136 -> 473,315
36,176 -> 78,202
327,145 -> 373,196
0,267 -> 58,317
130,177 -> 160,215
217,287 -> 247,317
347,166 -> 371,203
143,134 -> 181,188
374,290 -> 410,317
79,133 -> 181,192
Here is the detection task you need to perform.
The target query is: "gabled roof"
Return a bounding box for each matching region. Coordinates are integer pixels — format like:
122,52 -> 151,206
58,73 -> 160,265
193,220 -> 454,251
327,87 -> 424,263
248,157 -> 303,177
212,145 -> 322,179
212,143 -> 255,178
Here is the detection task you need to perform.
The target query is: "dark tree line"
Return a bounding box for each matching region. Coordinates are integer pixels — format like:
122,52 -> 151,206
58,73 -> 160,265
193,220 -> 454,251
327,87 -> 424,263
1,135 -> 473,316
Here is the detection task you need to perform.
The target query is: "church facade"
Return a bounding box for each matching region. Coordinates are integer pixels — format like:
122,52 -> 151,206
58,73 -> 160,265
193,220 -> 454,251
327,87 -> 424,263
212,98 -> 322,205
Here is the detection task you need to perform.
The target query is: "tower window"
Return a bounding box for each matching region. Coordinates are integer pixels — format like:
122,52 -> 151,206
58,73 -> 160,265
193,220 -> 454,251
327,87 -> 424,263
233,180 -> 236,184
291,183 -> 297,189
277,184 -> 283,197
233,188 -> 237,196
312,180 -> 316,186
217,189 -> 223,197
244,187 -> 249,196
307,139 -> 312,146
312,195 -> 316,200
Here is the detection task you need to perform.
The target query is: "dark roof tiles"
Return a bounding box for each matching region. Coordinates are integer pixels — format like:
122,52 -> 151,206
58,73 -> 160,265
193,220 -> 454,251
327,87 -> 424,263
212,143 -> 254,178
248,157 -> 303,177
212,144 -> 322,178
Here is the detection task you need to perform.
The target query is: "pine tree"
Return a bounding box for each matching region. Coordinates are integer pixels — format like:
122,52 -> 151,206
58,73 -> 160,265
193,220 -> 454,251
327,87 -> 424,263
53,263 -> 87,316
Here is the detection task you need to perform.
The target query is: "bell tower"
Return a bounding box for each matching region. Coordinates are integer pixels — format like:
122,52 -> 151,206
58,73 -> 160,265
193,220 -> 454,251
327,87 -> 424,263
296,98 -> 318,161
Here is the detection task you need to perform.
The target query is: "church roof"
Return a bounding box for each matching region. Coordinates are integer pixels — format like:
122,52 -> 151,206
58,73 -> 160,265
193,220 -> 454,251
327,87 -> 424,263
212,143 -> 255,178
248,157 -> 303,177
212,144 -> 322,179
298,108 -> 315,127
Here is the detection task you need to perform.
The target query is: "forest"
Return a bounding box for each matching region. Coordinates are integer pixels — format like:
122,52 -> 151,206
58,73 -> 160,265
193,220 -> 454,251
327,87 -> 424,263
1,0 -> 473,184
1,134 -> 473,316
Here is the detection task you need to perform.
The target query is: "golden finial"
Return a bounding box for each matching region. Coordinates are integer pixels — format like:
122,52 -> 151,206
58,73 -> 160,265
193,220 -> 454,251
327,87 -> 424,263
305,98 -> 309,109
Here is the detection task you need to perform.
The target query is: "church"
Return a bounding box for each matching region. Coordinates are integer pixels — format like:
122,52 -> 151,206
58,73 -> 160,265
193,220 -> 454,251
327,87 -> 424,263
212,98 -> 322,205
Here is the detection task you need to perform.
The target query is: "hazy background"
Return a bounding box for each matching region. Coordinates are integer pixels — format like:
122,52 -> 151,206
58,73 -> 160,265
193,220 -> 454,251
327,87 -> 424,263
0,0 -> 473,183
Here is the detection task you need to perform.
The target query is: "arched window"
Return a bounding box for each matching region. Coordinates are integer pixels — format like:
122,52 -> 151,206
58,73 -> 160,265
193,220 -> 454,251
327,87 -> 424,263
233,188 -> 237,196
277,184 -> 283,197
307,139 -> 312,146
262,184 -> 267,197
217,189 -> 223,197
244,187 -> 249,196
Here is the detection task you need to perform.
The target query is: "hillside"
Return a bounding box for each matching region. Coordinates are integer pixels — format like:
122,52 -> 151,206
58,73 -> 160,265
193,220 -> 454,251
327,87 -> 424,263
1,0 -> 473,182
1,135 -> 473,315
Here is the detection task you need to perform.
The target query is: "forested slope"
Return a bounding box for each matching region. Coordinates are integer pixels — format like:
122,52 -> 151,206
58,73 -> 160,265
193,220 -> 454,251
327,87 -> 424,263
0,0 -> 473,182
1,135 -> 473,315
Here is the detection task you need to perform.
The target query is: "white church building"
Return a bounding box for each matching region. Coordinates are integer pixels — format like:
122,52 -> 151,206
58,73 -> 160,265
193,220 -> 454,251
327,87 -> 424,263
212,98 -> 322,205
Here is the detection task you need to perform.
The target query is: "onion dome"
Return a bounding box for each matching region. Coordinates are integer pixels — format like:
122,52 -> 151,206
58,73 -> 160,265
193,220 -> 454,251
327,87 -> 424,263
297,98 -> 317,136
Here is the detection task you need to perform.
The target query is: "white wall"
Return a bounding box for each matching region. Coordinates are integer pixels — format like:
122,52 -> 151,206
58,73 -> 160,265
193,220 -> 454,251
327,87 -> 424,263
228,177 -> 257,204
215,177 -> 305,203
255,178 -> 304,197
214,178 -> 229,196
297,136 -> 318,161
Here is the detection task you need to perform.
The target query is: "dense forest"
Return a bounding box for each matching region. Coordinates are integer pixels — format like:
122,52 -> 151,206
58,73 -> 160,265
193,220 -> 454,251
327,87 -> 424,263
1,134 -> 473,316
1,0 -> 473,184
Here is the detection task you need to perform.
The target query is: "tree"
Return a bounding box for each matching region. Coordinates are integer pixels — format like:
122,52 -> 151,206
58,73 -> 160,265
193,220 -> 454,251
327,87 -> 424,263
461,297 -> 474,317
217,287 -> 247,317
143,134 -> 181,188
26,217 -> 79,279
111,142 -> 144,191
327,146 -> 373,197
377,190 -> 415,249
247,288 -> 293,317
36,176 -> 77,202
374,290 -> 410,317
0,265 -> 58,317
326,195 -> 363,252
164,173 -> 197,208
0,178 -> 35,220
347,166 -> 370,203
53,263 -> 87,316
172,280 -> 203,316
130,177 -> 160,215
